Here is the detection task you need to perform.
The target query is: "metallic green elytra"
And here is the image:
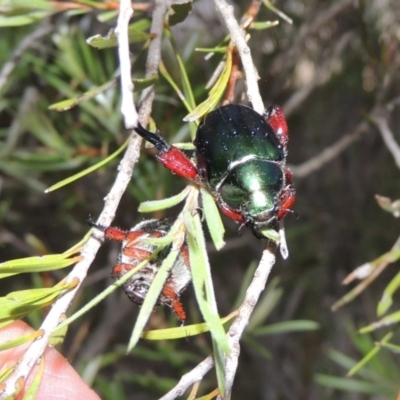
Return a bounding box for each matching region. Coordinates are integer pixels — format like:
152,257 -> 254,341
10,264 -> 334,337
133,103 -> 295,237
194,104 -> 294,232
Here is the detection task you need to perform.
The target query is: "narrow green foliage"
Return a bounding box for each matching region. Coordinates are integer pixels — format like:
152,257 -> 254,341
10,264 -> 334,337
0,329 -> 43,351
159,61 -> 193,114
185,210 -> 229,352
251,21 -> 279,30
127,248 -> 181,352
315,374 -> 387,395
200,188 -> 225,250
0,280 -> 75,328
377,269 -> 400,316
0,11 -> 52,27
184,51 -> 232,122
86,20 -> 153,49
49,79 -> 118,111
55,259 -> 151,333
138,187 -> 190,213
141,311 -> 237,340
45,139 -> 129,192
252,320 -> 320,336
164,28 -> 196,113
49,75 -> 158,112
22,358 -> 45,400
360,311 -> 400,333
0,254 -> 81,279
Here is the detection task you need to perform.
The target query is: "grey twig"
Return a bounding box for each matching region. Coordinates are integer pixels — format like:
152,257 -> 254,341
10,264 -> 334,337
371,114 -> 400,170
290,121 -> 369,179
222,240 -> 277,398
213,0 -> 264,114
115,0 -> 138,128
159,356 -> 215,400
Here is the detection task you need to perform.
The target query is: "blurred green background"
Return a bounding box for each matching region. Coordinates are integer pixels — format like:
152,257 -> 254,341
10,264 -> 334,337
0,0 -> 399,399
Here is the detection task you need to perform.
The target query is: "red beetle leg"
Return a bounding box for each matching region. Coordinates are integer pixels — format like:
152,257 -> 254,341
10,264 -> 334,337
180,244 -> 190,269
105,228 -> 144,242
112,262 -> 136,277
265,105 -> 288,148
162,282 -> 186,322
123,246 -> 152,260
133,123 -> 199,181
284,168 -> 293,185
218,202 -> 246,224
276,187 -> 296,220
157,147 -> 199,181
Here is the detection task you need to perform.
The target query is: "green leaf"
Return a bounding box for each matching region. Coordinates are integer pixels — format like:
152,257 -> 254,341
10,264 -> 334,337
97,10 -> 119,22
315,374 -> 385,394
201,188 -> 225,250
48,75 -> 158,112
360,311 -> 400,333
165,28 -> 196,114
1,0 -> 54,9
127,248 -> 180,352
262,0 -> 293,25
258,227 -> 280,242
377,269 -> 400,316
45,139 -> 129,192
0,281 -> 74,328
253,320 -> 320,336
55,260 -> 150,333
22,358 -> 45,400
0,329 -> 43,351
184,211 -> 229,352
347,332 -> 393,376
159,61 -> 193,114
195,47 -> 227,53
375,340 -> 400,354
138,187 -> 190,213
141,311 -> 237,340
184,50 -> 232,122
86,20 -> 153,49
0,11 -> 52,27
0,254 -> 81,279
251,20 -> 279,30
49,79 -> 117,111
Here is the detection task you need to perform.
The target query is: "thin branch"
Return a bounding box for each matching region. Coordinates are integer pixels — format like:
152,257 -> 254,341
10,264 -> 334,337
290,120 -> 369,179
159,355 -> 215,400
0,1 -> 169,397
371,114 -> 400,169
214,0 -> 264,114
159,241 -> 278,400
222,240 -> 277,398
115,0 -> 138,128
210,2 -> 280,398
138,0 -> 168,122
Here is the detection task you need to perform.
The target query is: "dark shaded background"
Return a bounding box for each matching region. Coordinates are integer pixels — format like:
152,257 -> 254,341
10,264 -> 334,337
1,0 -> 399,399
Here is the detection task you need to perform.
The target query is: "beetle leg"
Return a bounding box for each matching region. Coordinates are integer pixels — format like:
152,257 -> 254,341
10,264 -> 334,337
162,281 -> 186,322
218,201 -> 247,224
276,175 -> 296,220
264,105 -> 288,148
134,123 -> 199,181
88,217 -> 145,242
112,262 -> 137,277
